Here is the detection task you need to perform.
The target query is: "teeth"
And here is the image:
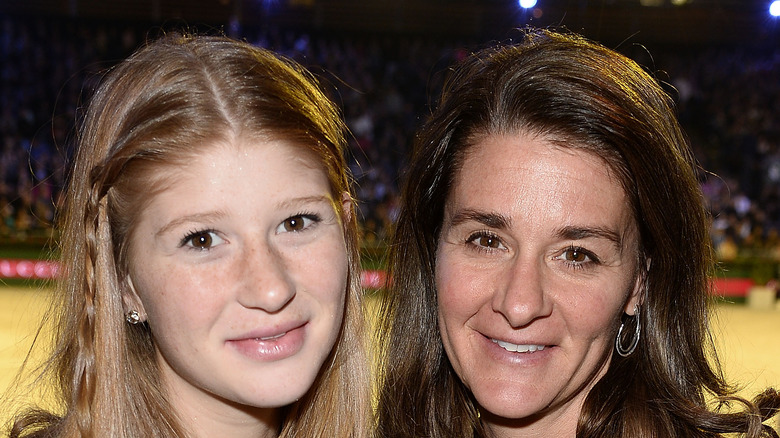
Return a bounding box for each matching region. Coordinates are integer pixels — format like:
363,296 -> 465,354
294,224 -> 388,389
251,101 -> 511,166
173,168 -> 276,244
491,339 -> 546,353
258,332 -> 286,341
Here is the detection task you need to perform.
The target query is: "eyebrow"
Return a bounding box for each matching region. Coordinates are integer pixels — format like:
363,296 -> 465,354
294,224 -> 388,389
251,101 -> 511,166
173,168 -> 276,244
156,211 -> 228,237
448,209 -> 512,229
275,195 -> 336,211
555,225 -> 624,249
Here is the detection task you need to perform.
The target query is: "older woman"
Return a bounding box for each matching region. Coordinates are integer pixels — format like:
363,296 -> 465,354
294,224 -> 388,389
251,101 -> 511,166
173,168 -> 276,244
8,34 -> 369,437
375,29 -> 779,437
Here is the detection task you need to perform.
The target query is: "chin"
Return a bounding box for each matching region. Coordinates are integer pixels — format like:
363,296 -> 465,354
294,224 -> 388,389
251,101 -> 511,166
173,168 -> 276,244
473,387 -> 551,422
233,383 -> 314,409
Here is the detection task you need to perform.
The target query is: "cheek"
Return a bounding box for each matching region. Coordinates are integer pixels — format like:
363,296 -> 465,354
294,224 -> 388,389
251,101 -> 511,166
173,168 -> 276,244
436,249 -> 485,315
304,243 -> 349,352
561,279 -> 632,341
133,262 -> 229,327
300,239 -> 350,309
436,253 -> 487,380
435,253 -> 477,340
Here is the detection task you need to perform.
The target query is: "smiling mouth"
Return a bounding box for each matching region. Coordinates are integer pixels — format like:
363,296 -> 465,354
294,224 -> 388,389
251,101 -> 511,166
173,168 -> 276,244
491,339 -> 546,353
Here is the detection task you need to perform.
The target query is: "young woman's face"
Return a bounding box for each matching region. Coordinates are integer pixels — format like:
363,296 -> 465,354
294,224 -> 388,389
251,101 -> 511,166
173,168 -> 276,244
127,138 -> 349,430
435,133 -> 641,436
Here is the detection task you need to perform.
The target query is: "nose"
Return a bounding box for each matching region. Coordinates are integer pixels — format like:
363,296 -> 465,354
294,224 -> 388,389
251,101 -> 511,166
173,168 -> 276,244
237,243 -> 296,313
491,257 -> 552,327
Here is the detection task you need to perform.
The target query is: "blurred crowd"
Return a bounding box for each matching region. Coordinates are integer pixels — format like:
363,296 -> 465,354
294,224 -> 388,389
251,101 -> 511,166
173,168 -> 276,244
1,15 -> 779,263
661,48 -> 780,262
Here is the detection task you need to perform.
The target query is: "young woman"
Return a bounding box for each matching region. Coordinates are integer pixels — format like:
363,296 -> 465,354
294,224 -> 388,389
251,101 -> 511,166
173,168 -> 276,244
375,29 -> 780,437
8,34 -> 369,437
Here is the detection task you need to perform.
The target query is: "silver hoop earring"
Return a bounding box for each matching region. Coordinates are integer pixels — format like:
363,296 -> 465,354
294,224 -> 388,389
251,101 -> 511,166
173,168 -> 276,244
126,310 -> 141,325
615,305 -> 641,357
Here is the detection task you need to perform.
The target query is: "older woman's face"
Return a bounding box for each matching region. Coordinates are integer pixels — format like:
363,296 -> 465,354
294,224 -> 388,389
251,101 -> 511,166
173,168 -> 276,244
435,133 -> 641,435
126,138 -> 349,428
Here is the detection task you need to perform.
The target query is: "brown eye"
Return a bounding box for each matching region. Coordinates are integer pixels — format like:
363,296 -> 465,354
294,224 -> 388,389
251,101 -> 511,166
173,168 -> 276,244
556,246 -> 598,269
467,232 -> 504,251
182,230 -> 224,250
562,247 -> 595,264
278,214 -> 319,233
283,216 -> 306,232
190,232 -> 213,249
478,235 -> 501,248
567,248 -> 586,262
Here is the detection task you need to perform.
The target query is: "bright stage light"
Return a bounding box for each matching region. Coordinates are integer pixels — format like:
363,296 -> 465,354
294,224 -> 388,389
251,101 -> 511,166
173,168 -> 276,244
519,0 -> 538,9
770,0 -> 780,17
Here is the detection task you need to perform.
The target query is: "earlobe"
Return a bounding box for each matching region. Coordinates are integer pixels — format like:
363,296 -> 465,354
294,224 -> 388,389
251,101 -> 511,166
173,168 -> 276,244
122,275 -> 147,322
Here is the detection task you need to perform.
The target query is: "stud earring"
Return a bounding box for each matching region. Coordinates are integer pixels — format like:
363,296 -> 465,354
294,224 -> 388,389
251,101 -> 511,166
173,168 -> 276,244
126,310 -> 141,325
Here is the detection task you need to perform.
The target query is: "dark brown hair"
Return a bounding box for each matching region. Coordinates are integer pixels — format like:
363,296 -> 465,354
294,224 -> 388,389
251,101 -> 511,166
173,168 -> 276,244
9,33 -> 369,437
375,28 -> 779,438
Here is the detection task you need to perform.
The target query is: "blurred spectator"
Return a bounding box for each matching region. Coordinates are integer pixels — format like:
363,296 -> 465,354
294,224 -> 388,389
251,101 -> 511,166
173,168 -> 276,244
0,15 -> 778,266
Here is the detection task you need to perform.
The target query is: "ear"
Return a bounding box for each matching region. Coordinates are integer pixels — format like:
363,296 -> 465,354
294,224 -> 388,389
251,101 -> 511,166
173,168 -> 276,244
122,275 -> 147,322
340,191 -> 353,224
624,258 -> 650,315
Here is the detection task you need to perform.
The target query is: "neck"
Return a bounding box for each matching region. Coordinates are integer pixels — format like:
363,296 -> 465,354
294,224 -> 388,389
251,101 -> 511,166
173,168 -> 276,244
182,406 -> 282,438
482,405 -> 578,438
164,379 -> 283,438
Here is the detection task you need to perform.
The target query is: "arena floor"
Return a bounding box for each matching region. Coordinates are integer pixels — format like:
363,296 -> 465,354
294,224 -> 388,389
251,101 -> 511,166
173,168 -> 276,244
1,286 -> 778,430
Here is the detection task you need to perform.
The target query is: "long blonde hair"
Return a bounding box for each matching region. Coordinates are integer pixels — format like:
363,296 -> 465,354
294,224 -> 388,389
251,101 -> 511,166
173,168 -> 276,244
10,33 -> 369,437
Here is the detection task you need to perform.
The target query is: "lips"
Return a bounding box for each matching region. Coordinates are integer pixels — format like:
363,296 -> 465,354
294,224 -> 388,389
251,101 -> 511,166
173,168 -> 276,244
226,322 -> 307,361
491,338 -> 547,353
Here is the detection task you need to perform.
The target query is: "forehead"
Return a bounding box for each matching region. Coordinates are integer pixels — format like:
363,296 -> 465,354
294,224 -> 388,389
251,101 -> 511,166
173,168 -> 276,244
457,132 -> 618,185
448,133 -> 636,235
128,138 -> 335,225
137,136 -> 326,184
115,137 -> 333,224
